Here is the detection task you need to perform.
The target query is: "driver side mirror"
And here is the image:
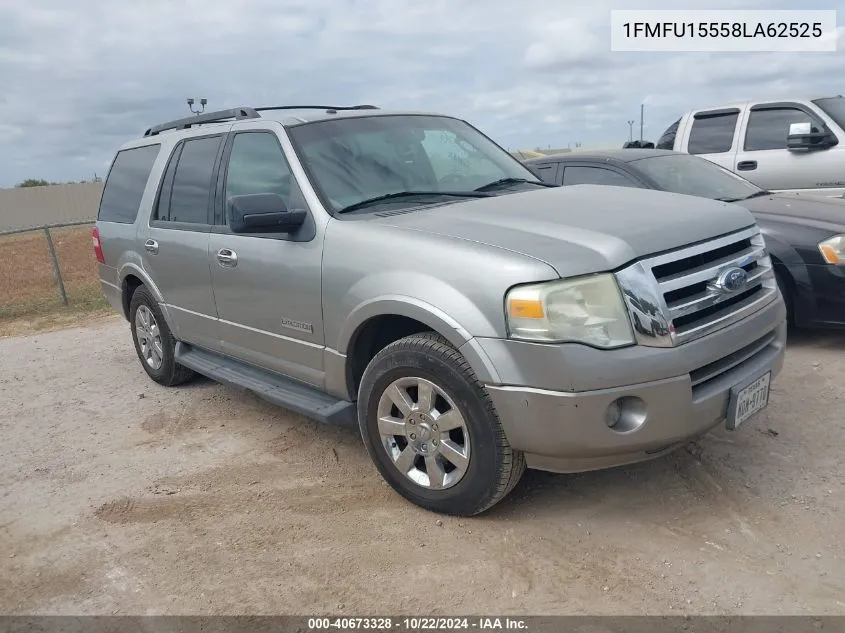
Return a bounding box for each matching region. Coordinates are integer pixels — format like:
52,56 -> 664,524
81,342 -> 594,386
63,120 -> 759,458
787,121 -> 836,151
227,194 -> 307,234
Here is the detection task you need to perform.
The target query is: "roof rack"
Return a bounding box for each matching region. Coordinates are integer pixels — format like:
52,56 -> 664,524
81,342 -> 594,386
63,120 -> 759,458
254,105 -> 379,113
144,107 -> 260,137
143,104 -> 380,137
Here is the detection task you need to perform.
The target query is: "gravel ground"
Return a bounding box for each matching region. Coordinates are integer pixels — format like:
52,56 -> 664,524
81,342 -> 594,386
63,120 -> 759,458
1,317 -> 844,615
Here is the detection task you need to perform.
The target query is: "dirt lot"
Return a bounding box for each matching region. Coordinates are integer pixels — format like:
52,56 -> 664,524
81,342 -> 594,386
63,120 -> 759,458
0,226 -> 106,326
1,319 -> 844,616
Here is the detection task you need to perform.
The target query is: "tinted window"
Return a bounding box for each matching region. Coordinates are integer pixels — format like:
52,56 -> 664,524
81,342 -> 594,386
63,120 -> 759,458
656,118 -> 680,150
687,112 -> 738,154
98,144 -> 160,223
562,166 -> 637,187
530,163 -> 558,184
744,107 -> 816,151
224,132 -> 308,216
813,96 -> 845,130
160,136 -> 221,224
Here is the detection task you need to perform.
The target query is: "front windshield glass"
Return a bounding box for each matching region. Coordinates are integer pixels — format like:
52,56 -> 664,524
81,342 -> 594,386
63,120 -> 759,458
633,154 -> 762,201
287,114 -> 540,212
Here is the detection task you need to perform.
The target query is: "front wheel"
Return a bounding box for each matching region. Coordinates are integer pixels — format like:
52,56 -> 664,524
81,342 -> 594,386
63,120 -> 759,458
357,332 -> 525,516
129,285 -> 194,387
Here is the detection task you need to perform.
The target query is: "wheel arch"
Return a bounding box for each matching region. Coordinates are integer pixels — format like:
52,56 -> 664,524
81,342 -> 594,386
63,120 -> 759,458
340,297 -> 498,401
118,264 -> 174,329
766,246 -> 814,328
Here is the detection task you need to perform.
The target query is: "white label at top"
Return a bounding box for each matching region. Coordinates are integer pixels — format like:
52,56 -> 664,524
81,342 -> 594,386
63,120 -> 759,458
610,10 -> 837,52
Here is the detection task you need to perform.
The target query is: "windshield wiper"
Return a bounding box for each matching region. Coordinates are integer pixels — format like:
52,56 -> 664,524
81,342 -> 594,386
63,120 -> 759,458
717,190 -> 773,203
474,177 -> 557,192
337,190 -> 491,214
740,190 -> 774,200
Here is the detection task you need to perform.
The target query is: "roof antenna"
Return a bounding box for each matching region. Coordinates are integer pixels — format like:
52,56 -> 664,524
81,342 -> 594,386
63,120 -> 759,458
187,97 -> 208,115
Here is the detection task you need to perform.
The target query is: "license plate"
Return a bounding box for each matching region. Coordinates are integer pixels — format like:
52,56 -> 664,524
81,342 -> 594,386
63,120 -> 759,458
726,372 -> 771,430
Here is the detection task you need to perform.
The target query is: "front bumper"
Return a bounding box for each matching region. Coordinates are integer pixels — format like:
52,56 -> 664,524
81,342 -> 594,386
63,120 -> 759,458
806,263 -> 845,328
471,295 -> 787,473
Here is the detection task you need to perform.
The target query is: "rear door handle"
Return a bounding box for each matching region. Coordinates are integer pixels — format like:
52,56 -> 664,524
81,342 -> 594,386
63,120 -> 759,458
216,248 -> 238,267
736,160 -> 757,171
144,239 -> 159,254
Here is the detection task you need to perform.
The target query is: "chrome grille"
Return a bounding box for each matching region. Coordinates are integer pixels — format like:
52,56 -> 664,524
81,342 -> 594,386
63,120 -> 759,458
615,226 -> 778,348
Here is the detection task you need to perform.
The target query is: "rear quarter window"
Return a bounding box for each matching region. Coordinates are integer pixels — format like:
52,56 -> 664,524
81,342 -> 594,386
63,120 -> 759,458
98,144 -> 161,223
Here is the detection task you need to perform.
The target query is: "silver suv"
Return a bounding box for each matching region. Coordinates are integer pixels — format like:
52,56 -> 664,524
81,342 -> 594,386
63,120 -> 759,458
95,104 -> 787,516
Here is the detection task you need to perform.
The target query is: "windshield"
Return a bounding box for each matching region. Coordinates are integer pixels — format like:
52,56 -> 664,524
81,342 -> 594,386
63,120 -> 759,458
287,114 -> 540,213
813,96 -> 845,130
633,154 -> 762,201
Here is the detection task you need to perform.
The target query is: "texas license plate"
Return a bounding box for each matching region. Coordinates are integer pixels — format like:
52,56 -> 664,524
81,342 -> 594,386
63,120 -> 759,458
726,372 -> 771,430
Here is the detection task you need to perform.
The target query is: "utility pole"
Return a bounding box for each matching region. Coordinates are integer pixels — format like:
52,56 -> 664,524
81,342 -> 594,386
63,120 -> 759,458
639,104 -> 644,142
627,120 -> 635,142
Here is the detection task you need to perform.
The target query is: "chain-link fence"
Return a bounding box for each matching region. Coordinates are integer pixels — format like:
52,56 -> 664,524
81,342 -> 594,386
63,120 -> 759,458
0,220 -> 107,321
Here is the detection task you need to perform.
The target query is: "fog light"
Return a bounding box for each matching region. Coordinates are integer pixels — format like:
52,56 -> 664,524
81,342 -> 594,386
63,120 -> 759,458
604,396 -> 647,433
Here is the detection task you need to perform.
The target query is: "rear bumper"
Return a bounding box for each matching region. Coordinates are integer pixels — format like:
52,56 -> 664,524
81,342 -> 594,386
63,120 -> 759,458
99,272 -> 123,318
473,295 -> 787,473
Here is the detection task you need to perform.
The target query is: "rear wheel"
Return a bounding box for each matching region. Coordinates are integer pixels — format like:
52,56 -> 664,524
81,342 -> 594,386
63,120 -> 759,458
357,332 -> 525,516
129,285 -> 194,386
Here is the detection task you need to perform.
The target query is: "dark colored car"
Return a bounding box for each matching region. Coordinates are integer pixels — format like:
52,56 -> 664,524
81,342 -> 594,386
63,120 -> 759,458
524,149 -> 845,330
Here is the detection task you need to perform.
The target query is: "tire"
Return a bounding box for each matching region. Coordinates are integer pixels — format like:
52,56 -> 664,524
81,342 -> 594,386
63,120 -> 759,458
357,332 -> 525,516
129,285 -> 194,387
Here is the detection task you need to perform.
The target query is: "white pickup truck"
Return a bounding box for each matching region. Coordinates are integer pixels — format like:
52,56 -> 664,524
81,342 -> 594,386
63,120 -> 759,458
656,95 -> 845,197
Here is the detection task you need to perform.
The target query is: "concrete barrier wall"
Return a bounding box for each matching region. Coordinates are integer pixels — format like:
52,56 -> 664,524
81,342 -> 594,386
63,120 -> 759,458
0,182 -> 104,232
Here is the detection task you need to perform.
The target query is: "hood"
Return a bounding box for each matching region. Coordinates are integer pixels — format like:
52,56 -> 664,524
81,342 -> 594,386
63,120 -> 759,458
741,192 -> 845,234
372,184 -> 755,277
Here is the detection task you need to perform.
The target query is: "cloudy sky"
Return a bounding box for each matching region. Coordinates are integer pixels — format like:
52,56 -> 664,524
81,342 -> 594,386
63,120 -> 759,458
0,0 -> 842,188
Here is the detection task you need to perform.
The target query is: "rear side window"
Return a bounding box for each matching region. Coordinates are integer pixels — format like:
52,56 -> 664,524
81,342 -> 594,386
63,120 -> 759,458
562,166 -> 637,187
688,111 -> 739,154
656,118 -> 680,150
98,144 -> 161,223
156,135 -> 222,224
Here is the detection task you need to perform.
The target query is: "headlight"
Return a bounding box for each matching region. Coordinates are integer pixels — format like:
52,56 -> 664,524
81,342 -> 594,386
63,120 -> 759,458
818,235 -> 845,265
505,274 -> 635,347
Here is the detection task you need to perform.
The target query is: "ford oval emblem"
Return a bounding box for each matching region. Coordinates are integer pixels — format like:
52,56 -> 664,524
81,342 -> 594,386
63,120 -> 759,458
716,267 -> 748,293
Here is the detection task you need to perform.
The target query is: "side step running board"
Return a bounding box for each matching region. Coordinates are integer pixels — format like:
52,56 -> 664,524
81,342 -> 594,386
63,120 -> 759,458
175,343 -> 357,428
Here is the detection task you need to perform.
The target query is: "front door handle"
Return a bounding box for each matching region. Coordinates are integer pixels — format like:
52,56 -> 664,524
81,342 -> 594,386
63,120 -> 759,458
736,160 -> 757,171
144,239 -> 159,254
216,248 -> 238,268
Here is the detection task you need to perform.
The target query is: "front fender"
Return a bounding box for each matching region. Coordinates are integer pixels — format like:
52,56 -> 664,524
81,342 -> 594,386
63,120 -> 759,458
762,233 -> 816,326
334,271 -> 505,354
335,294 -> 503,390
340,294 -> 473,353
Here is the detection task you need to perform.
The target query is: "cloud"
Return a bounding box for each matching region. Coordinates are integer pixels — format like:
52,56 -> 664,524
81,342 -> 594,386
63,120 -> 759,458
0,0 -> 843,185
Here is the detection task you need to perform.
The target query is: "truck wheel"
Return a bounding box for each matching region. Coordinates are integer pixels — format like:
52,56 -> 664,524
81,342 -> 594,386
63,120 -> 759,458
129,285 -> 194,387
357,332 -> 525,516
